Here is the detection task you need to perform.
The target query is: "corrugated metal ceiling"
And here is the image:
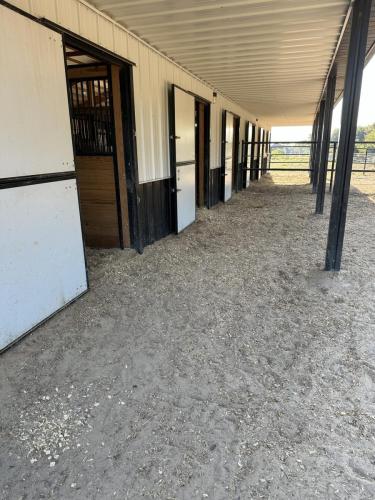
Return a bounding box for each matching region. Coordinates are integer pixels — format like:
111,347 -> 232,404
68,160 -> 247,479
332,1 -> 375,105
90,0 -> 351,125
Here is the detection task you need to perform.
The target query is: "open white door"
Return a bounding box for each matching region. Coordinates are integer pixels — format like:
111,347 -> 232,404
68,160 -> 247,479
245,121 -> 251,188
172,86 -> 196,233
223,111 -> 234,202
0,6 -> 88,351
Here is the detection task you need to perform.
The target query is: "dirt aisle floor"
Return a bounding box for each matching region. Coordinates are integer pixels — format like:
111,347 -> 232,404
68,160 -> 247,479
2,173 -> 375,500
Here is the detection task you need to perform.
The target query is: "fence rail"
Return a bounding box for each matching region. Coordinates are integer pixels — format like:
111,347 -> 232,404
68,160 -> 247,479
241,141 -> 375,188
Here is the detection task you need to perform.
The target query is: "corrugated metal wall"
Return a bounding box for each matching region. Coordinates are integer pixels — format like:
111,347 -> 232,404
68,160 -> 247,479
8,0 -> 270,183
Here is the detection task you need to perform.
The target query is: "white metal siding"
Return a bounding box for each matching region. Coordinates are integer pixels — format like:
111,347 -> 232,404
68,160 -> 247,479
0,180 -> 87,350
6,0 -> 268,183
0,6 -> 87,350
0,6 -> 75,177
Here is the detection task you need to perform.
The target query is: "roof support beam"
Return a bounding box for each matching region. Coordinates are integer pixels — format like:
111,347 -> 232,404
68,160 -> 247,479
325,0 -> 372,271
315,65 -> 337,214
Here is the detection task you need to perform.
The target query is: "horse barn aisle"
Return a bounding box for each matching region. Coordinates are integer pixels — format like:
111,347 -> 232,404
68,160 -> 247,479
1,173 -> 375,499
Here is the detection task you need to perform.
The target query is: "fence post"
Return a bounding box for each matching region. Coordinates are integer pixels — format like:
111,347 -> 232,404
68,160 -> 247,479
364,148 -> 368,174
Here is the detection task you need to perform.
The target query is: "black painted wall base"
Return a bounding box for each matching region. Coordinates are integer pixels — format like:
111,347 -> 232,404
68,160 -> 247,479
209,167 -> 221,207
137,165 -> 234,249
236,162 -> 244,192
138,178 -> 172,248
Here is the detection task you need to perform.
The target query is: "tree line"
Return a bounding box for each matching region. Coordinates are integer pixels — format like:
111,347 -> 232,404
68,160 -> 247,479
331,123 -> 375,143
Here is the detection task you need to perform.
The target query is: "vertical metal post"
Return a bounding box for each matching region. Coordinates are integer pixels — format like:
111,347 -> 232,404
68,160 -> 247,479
312,100 -> 326,193
241,140 -> 247,188
316,65 -> 337,214
269,138 -> 272,170
325,0 -> 372,271
329,141 -> 337,192
364,148 -> 368,174
309,115 -> 318,183
267,132 -> 272,171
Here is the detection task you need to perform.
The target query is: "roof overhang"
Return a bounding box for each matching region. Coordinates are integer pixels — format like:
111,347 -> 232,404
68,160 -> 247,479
89,0 -> 375,126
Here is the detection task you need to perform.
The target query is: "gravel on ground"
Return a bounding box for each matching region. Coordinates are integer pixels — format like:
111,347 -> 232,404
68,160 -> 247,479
1,173 -> 375,499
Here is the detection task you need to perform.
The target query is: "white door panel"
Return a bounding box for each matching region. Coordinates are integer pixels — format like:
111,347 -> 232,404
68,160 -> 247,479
175,88 -> 195,163
245,124 -> 252,187
176,163 -> 196,233
224,112 -> 234,202
0,6 -> 75,178
0,181 -> 87,351
174,87 -> 196,232
0,6 -> 87,351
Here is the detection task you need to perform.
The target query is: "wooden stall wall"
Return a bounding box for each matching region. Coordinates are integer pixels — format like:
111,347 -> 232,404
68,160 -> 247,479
75,156 -> 120,248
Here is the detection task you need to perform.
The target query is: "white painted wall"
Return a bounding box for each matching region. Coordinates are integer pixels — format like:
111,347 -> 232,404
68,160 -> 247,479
0,6 -> 75,178
0,6 -> 88,350
6,0 -> 270,183
0,180 -> 88,350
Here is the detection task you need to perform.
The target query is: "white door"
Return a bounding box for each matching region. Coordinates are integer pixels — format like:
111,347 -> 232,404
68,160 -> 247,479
245,122 -> 251,187
224,112 -> 234,202
0,6 -> 88,351
173,86 -> 196,233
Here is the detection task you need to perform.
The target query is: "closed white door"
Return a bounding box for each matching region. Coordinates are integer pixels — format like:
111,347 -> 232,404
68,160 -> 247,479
173,86 -> 196,233
224,112 -> 234,202
0,6 -> 87,351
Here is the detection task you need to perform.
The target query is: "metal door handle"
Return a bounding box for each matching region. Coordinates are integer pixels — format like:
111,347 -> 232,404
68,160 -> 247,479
176,188 -> 182,192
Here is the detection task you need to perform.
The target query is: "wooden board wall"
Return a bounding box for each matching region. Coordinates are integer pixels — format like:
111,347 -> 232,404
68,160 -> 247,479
75,156 -> 120,248
111,65 -> 131,247
67,65 -> 108,79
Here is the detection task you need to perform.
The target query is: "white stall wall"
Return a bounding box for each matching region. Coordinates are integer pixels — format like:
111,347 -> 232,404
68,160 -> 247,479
0,5 -> 88,350
5,0 -> 270,182
0,6 -> 75,177
0,181 -> 88,350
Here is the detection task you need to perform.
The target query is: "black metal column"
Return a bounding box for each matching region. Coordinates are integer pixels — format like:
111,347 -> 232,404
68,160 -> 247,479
316,65 -> 337,214
309,115 -> 318,183
312,100 -> 326,193
325,0 -> 372,271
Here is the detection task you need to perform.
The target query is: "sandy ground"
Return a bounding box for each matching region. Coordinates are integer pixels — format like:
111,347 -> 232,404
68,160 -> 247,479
2,172 -> 375,499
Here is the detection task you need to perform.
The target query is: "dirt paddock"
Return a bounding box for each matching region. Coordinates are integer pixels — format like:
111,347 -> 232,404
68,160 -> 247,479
2,173 -> 375,499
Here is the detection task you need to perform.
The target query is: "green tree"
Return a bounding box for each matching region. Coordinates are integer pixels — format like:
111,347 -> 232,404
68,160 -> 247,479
364,127 -> 375,144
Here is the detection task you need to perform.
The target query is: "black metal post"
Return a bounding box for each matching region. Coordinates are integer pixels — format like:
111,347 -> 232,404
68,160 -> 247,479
309,115 -> 318,183
329,141 -> 337,192
312,100 -> 326,193
316,65 -> 337,214
325,0 -> 372,271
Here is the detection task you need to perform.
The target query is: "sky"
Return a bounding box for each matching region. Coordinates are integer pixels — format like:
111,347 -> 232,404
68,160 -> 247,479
271,55 -> 375,141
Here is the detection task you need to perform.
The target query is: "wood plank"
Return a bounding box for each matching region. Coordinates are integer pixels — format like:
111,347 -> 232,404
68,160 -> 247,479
111,64 -> 131,248
75,156 -> 120,248
67,65 -> 108,79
